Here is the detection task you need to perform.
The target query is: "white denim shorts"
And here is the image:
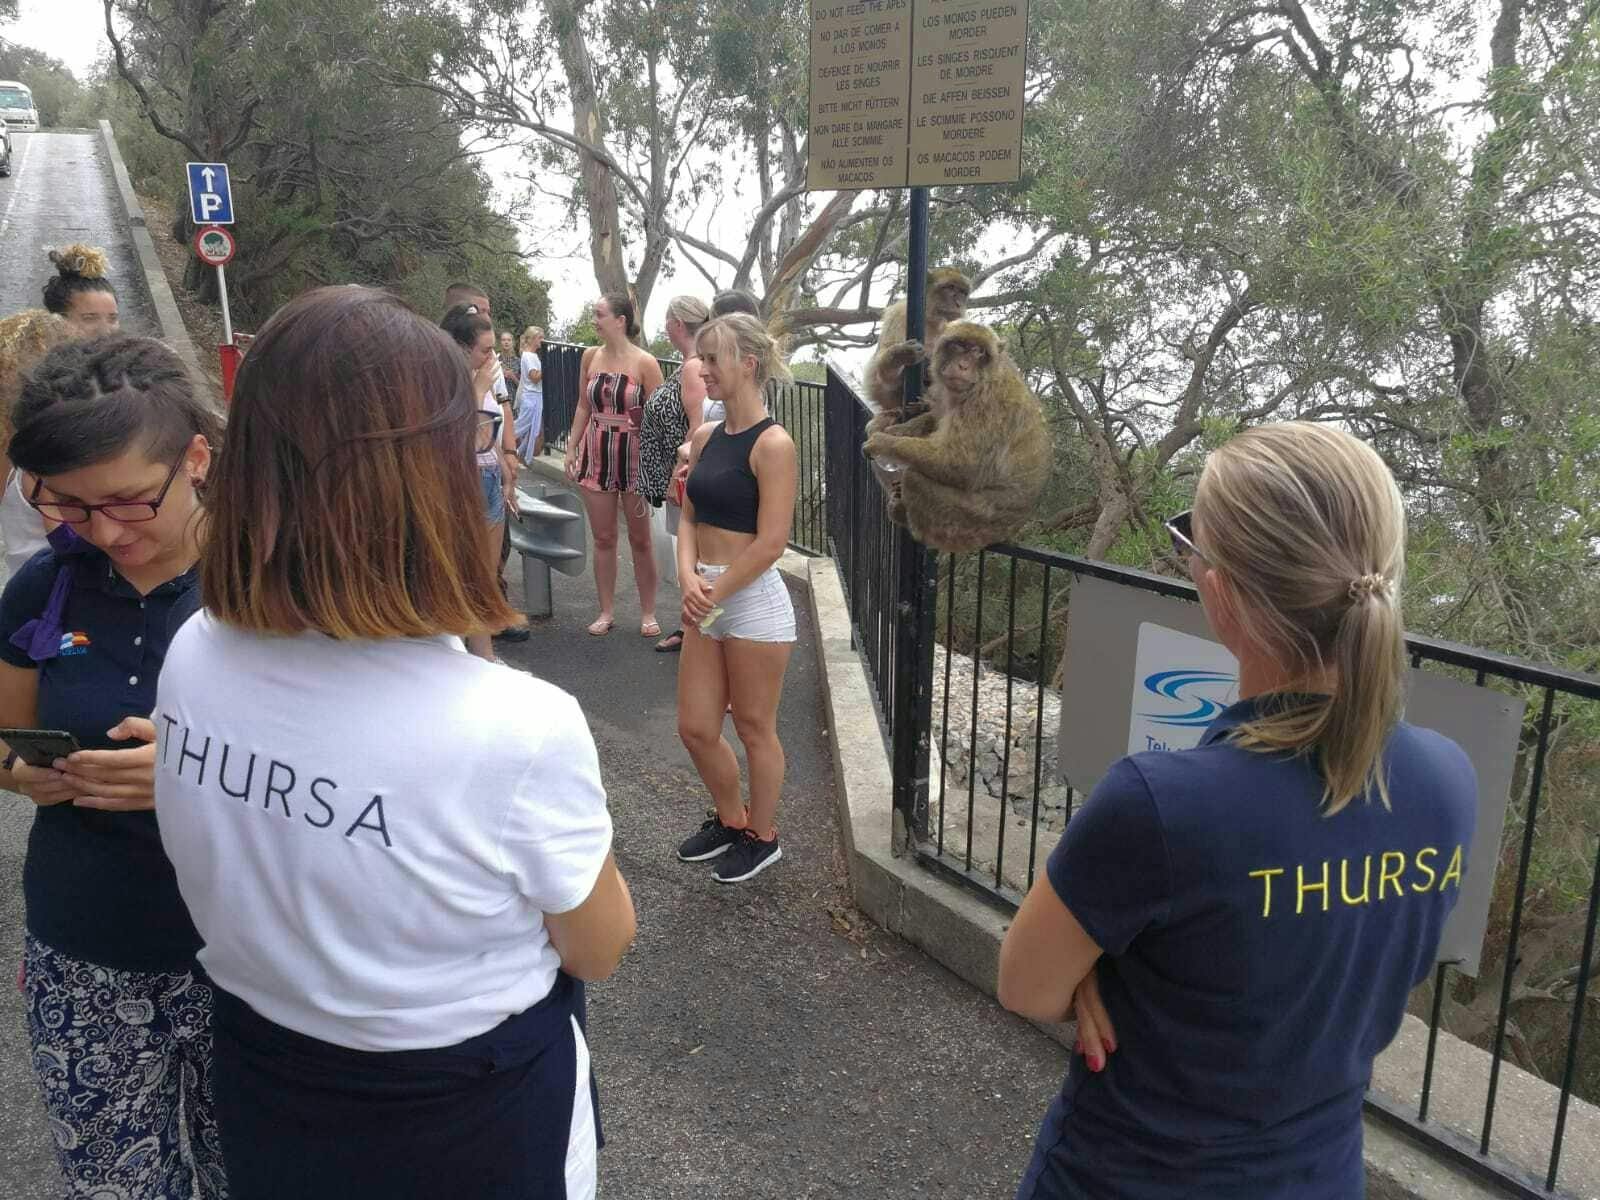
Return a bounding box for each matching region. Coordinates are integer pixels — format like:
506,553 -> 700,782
696,564 -> 796,643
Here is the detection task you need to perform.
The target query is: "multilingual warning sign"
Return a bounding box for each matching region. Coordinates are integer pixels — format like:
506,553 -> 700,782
807,0 -> 914,190
908,0 -> 1027,186
807,0 -> 1026,192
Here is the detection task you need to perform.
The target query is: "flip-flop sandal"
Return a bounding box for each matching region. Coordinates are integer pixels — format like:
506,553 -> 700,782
655,629 -> 684,653
640,619 -> 662,638
587,618 -> 615,636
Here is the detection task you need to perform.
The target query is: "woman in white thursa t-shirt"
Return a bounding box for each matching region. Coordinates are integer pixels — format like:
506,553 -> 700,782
153,286 -> 636,1200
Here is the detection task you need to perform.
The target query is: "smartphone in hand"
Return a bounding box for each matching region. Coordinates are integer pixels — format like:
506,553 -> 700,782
0,729 -> 82,768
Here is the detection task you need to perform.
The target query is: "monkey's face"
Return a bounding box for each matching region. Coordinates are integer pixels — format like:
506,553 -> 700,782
937,339 -> 988,398
932,282 -> 971,321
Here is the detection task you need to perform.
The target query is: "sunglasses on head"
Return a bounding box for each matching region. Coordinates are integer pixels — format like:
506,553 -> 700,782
1164,509 -> 1209,565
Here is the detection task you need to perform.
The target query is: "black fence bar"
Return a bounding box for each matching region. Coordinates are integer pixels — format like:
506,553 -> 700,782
818,363 -> 1600,1200
539,341 -> 828,555
1549,833 -> 1600,1190
1482,686 -> 1557,1156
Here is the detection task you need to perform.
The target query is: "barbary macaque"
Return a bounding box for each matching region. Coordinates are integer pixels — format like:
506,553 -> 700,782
865,268 -> 972,435
863,321 -> 1051,553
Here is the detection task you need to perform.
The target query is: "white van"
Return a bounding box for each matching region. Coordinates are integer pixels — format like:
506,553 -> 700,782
0,81 -> 40,133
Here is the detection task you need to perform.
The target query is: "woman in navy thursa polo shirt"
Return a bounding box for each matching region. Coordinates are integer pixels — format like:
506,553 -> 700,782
154,286 -> 636,1200
1000,422 -> 1477,1200
0,336 -> 226,1198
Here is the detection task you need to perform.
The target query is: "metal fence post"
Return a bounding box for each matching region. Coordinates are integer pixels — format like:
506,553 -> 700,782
890,187 -> 935,849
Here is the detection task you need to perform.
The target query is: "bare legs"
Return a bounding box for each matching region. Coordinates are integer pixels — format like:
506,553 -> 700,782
621,493 -> 659,631
580,490 -> 620,629
677,627 -> 793,837
579,488 -> 658,632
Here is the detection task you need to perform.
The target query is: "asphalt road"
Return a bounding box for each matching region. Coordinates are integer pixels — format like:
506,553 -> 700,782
496,483 -> 1070,1199
0,129 -> 159,332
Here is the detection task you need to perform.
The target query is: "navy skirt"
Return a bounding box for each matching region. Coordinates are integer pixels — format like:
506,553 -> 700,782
211,972 -> 600,1199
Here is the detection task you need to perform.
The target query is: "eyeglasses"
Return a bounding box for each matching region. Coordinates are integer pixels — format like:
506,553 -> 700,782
475,412 -> 502,454
28,454 -> 188,525
1164,509 -> 1209,565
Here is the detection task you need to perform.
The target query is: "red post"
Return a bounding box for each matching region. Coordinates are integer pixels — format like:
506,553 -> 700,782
219,343 -> 243,403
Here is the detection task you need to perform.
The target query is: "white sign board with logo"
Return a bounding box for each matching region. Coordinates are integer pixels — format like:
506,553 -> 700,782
1127,622 -> 1239,756
1056,573 -> 1522,976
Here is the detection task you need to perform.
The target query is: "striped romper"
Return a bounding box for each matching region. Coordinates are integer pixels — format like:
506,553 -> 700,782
575,371 -> 646,493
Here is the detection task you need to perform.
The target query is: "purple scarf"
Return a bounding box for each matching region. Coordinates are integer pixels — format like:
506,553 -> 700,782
9,525 -> 95,663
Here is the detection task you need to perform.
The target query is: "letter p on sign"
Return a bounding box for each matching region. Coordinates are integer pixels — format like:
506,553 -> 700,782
185,162 -> 235,226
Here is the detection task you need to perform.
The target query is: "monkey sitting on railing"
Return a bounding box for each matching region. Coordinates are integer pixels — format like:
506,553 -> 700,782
863,321 -> 1050,553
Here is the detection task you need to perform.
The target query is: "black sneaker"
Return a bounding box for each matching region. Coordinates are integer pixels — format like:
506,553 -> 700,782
494,625 -> 531,643
677,812 -> 742,862
713,830 -> 782,883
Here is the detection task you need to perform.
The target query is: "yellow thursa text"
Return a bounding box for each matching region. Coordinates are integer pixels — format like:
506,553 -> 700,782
1248,846 -> 1464,917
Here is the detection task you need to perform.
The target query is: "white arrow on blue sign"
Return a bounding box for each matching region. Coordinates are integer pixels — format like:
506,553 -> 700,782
185,162 -> 234,226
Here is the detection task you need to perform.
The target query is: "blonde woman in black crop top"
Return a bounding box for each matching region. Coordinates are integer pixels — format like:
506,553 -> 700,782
672,314 -> 798,884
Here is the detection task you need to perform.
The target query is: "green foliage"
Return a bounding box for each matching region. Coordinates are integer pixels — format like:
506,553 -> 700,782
0,40 -> 90,126
99,0 -> 551,329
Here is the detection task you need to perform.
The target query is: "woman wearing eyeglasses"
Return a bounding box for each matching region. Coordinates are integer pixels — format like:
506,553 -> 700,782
0,336 -> 227,1198
1001,422 -> 1476,1200
442,303 -> 520,661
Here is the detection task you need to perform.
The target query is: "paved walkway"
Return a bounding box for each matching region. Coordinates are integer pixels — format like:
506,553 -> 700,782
0,477 -> 1071,1198
0,130 -> 160,333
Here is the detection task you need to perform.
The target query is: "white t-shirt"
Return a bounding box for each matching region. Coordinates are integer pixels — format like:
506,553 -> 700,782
155,613 -> 613,1051
518,350 -> 544,409
0,470 -> 47,578
479,386 -> 504,469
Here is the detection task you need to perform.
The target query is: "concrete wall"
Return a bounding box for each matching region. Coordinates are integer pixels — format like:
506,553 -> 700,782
97,120 -> 209,391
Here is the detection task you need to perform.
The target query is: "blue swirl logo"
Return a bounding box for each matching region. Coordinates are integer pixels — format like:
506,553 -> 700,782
1138,669 -> 1237,727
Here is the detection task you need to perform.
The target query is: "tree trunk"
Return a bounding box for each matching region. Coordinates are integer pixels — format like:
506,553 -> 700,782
549,0 -> 631,299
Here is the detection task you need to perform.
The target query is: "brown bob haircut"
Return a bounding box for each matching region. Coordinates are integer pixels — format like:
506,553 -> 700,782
202,286 -> 518,639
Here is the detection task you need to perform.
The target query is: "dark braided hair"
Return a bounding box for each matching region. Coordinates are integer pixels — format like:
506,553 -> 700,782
41,245 -> 118,316
10,337 -> 221,477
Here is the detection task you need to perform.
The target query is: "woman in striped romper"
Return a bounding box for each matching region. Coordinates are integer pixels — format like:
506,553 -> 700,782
564,293 -> 665,637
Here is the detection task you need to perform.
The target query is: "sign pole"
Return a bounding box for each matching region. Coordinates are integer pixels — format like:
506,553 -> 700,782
891,186 -> 937,847
216,263 -> 234,345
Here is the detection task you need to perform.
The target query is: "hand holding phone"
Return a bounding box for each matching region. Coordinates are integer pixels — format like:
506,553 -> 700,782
59,717 -> 158,813
1,729 -> 82,807
0,728 -> 81,769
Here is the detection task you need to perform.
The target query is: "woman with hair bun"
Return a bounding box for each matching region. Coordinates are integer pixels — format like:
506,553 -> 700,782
1000,422 -> 1477,1200
673,313 -> 798,884
41,244 -> 120,337
563,292 -> 664,637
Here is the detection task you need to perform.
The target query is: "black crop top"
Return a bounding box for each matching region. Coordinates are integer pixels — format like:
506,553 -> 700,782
686,418 -> 775,534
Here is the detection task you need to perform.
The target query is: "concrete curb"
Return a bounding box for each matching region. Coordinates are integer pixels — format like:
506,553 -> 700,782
96,120 -> 209,393
801,556 -> 1525,1200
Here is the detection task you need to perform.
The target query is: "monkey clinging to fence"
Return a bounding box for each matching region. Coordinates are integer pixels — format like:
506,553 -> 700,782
865,268 -> 972,435
863,321 -> 1051,553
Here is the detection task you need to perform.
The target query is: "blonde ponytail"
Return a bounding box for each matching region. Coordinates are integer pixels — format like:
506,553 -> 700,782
1194,422 -> 1407,814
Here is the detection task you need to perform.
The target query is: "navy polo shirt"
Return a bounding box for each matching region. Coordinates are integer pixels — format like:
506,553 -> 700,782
0,546 -> 203,973
1018,694 -> 1476,1200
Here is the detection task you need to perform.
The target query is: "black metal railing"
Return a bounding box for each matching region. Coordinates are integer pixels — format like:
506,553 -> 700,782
537,340 -> 826,555
820,365 -> 1600,1199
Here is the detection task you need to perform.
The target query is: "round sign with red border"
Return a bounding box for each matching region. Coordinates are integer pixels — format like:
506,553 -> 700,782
194,225 -> 236,267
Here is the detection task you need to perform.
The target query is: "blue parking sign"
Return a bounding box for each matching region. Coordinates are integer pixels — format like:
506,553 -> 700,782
186,162 -> 234,225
